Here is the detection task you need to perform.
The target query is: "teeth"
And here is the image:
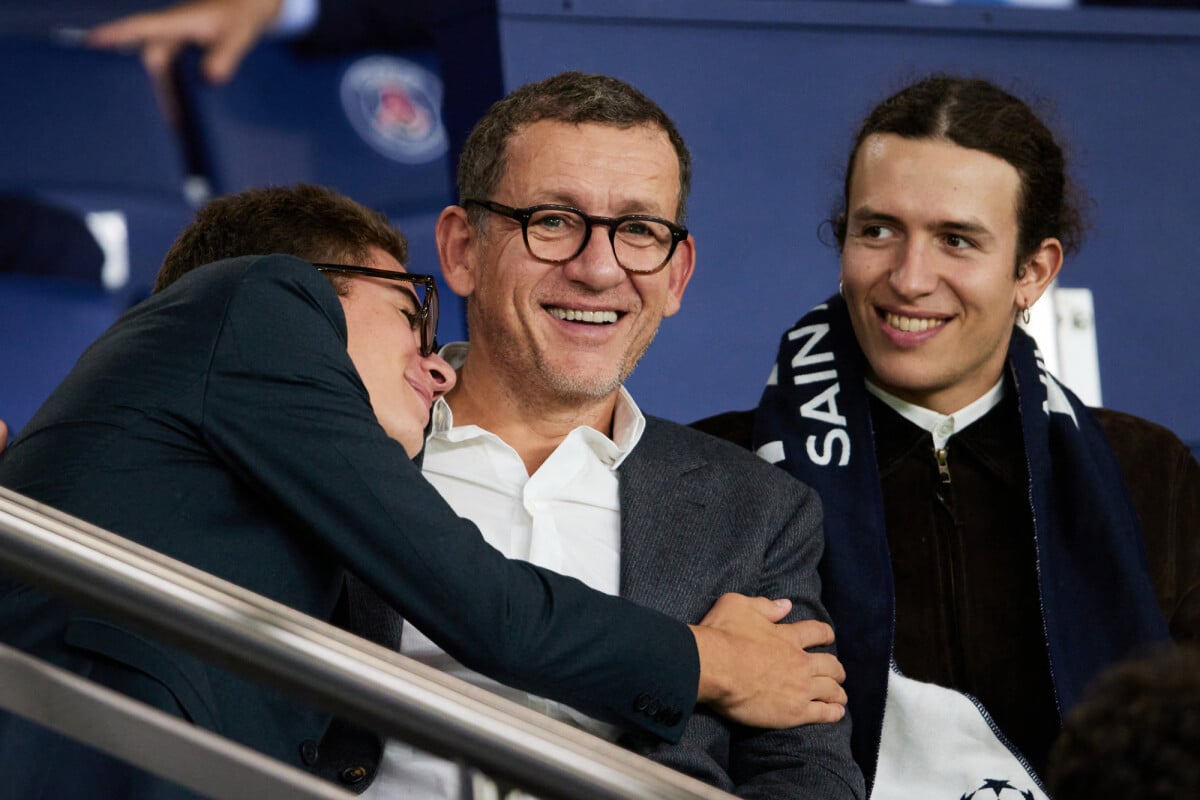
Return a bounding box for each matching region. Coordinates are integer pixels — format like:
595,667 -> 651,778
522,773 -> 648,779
885,312 -> 946,333
547,307 -> 619,324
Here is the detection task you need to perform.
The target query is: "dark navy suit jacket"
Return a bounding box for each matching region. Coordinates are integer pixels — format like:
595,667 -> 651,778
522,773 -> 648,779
0,254 -> 697,795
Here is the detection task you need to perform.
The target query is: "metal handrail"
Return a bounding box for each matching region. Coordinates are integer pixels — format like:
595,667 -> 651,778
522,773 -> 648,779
0,641 -> 353,799
0,487 -> 735,800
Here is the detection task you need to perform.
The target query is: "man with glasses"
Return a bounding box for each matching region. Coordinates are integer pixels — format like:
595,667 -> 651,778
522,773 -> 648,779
0,183 -> 847,797
351,72 -> 860,798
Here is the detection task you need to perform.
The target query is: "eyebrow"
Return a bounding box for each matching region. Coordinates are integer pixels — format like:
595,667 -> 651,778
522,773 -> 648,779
535,192 -> 670,219
935,219 -> 994,242
387,282 -> 422,313
848,207 -> 904,228
850,206 -> 994,240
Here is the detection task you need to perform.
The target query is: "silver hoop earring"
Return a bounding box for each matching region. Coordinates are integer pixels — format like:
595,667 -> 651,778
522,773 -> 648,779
838,280 -> 844,298
1020,306 -> 1031,325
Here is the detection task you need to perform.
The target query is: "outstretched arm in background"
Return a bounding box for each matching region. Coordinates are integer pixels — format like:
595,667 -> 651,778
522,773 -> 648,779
86,0 -> 283,84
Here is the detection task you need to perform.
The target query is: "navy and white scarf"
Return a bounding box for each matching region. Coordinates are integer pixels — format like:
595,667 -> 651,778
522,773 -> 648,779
753,295 -> 1170,788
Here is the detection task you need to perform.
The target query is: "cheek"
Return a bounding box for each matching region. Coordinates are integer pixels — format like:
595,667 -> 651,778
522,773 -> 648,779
958,272 -> 1019,315
839,254 -> 874,297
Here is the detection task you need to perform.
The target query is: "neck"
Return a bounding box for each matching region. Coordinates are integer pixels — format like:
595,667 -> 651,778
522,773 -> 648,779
445,357 -> 619,475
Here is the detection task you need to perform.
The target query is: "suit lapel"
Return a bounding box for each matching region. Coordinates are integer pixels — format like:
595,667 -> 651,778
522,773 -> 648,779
618,420 -> 710,616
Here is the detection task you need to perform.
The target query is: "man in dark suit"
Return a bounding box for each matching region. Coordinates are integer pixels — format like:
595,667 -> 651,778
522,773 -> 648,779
0,184 -> 835,797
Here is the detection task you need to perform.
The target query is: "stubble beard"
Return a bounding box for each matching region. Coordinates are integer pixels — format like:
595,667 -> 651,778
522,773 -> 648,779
528,325 -> 659,408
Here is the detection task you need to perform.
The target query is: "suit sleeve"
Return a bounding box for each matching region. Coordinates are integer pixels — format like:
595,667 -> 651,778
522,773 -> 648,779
619,426 -> 864,798
727,482 -> 864,799
198,256 -> 698,741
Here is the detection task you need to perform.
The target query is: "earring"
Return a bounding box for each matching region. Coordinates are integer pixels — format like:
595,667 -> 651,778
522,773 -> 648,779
1020,306 -> 1031,325
838,280 -> 844,298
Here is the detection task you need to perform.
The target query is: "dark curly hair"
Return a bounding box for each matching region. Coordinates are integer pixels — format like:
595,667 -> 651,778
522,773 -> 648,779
1046,643 -> 1200,800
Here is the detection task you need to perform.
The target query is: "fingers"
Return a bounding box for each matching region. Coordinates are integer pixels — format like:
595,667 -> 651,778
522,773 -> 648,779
85,0 -> 283,84
698,592 -> 791,627
803,697 -> 848,725
201,22 -> 263,84
765,667 -> 849,727
86,3 -> 219,51
142,40 -> 183,85
804,650 -> 847,685
692,592 -> 852,729
781,618 -> 837,650
86,13 -> 173,50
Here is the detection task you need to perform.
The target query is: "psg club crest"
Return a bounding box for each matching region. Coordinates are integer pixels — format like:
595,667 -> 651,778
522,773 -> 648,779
340,56 -> 448,165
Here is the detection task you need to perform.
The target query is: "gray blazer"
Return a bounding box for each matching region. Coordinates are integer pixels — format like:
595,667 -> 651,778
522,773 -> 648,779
370,415 -> 866,797
618,417 -> 864,799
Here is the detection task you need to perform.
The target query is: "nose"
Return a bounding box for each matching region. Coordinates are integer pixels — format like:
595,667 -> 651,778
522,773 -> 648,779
888,238 -> 939,299
424,352 -> 456,397
560,224 -> 626,290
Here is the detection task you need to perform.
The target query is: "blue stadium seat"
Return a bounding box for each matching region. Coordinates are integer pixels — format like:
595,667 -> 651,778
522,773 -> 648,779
0,36 -> 197,432
0,275 -> 122,435
173,43 -> 465,342
0,35 -> 195,305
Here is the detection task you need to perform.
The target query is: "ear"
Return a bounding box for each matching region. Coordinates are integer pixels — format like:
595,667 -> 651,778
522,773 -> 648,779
1016,237 -> 1064,310
435,205 -> 477,299
659,234 -> 697,319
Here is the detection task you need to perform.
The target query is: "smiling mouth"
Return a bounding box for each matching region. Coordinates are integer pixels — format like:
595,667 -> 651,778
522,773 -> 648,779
883,311 -> 948,333
546,306 -> 620,324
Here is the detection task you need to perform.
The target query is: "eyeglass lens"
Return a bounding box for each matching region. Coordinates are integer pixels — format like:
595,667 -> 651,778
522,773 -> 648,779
400,280 -> 438,357
524,208 -> 676,272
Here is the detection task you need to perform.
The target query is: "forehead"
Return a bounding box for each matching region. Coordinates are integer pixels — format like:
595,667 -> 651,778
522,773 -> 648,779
363,245 -> 405,272
849,134 -> 1021,228
498,120 -> 681,216
358,246 -> 421,307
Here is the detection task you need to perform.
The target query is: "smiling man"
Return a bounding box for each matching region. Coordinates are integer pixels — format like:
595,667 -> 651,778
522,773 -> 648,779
734,75 -> 1200,798
348,72 -> 864,799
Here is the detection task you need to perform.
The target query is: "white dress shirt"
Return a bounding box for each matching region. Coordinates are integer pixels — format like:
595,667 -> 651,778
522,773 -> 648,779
865,378 -> 1006,450
363,342 -> 645,798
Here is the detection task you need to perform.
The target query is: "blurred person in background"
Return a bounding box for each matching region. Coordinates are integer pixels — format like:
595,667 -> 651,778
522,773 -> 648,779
1046,643 -> 1200,800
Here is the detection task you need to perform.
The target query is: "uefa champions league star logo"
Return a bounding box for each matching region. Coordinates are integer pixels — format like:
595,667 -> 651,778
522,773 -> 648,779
960,778 -> 1036,800
340,56 -> 448,164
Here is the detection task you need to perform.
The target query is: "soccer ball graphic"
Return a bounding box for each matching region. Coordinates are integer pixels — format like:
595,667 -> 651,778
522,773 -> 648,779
960,778 -> 1036,800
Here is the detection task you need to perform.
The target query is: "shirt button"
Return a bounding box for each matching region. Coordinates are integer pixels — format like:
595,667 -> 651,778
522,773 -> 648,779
339,766 -> 368,785
298,739 -> 319,766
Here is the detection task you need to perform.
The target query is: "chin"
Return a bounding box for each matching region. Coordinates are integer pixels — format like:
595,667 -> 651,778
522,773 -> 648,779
380,422 -> 423,457
399,428 -> 427,456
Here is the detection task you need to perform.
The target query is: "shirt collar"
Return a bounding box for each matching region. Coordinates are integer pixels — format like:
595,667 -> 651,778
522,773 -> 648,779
428,341 -> 645,469
865,377 -> 1006,450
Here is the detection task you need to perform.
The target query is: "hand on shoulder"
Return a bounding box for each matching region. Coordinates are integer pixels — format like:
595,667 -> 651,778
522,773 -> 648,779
691,593 -> 848,728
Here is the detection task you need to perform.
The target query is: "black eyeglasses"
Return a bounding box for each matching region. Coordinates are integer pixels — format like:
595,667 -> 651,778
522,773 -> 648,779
313,263 -> 440,357
463,199 -> 688,275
